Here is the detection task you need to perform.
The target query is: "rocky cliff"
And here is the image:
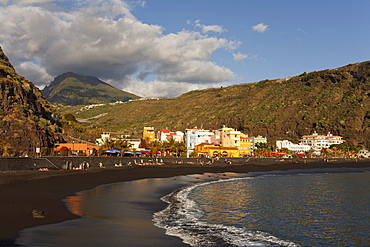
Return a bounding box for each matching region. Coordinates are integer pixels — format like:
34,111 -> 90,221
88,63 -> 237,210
0,47 -> 63,156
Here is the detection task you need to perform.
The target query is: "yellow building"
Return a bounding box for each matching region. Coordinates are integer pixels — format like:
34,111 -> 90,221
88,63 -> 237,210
239,134 -> 252,156
195,143 -> 240,157
142,127 -> 155,144
217,125 -> 241,148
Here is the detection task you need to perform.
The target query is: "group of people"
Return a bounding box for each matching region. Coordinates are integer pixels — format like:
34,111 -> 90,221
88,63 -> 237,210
67,161 -> 90,170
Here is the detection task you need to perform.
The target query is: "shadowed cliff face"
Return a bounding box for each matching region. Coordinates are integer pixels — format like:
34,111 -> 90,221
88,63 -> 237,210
0,47 -> 63,156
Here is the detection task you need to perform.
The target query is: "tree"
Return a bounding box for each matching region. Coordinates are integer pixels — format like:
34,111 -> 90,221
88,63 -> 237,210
0,141 -> 12,156
64,113 -> 78,122
112,139 -> 132,156
149,140 -> 163,157
254,142 -> 273,157
304,148 -> 315,158
330,142 -> 359,157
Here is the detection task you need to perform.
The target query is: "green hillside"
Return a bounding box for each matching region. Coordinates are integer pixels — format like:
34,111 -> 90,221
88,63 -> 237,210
61,61 -> 370,148
42,72 -> 140,106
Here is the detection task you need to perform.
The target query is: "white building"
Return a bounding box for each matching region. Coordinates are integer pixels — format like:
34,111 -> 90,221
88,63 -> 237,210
96,132 -> 111,146
276,140 -> 311,152
185,128 -> 215,157
299,131 -> 345,151
251,135 -> 267,150
158,129 -> 184,143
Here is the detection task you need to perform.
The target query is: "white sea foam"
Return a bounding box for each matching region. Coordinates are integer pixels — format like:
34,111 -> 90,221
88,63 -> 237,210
153,177 -> 300,247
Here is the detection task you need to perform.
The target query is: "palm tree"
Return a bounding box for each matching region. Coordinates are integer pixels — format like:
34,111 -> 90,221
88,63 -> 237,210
0,141 -> 12,156
304,148 -> 315,158
113,139 -> 132,156
149,140 -> 163,157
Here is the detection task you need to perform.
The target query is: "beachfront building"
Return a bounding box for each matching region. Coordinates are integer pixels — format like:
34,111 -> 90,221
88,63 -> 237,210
95,132 -> 111,146
251,135 -> 267,150
239,134 -> 252,156
217,126 -> 241,148
299,131 -> 345,151
54,142 -> 98,156
142,127 -> 156,144
158,129 -> 184,143
185,127 -> 215,157
194,143 -> 240,158
276,140 -> 311,153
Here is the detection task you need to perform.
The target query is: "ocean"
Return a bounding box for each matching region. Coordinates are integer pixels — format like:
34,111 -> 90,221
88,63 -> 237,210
16,167 -> 370,246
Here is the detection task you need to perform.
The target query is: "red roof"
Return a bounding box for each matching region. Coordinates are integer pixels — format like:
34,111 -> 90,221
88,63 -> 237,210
160,129 -> 171,133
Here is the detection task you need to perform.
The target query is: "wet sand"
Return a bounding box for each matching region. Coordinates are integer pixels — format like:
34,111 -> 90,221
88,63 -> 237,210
1,159 -> 369,246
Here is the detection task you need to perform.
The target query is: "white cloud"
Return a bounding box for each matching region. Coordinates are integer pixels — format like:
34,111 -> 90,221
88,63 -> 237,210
233,52 -> 248,61
194,20 -> 226,34
120,78 -> 233,98
252,23 -> 269,33
0,0 -> 237,98
16,61 -> 54,88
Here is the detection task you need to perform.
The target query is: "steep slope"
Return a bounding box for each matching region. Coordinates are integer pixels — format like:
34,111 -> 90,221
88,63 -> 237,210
0,47 -> 63,156
42,72 -> 140,106
69,61 -> 370,147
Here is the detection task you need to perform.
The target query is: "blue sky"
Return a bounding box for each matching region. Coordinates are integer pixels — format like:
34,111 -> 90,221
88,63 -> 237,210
0,0 -> 369,98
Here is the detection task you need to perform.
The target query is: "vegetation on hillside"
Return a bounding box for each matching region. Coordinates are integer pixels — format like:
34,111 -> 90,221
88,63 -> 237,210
60,61 -> 370,148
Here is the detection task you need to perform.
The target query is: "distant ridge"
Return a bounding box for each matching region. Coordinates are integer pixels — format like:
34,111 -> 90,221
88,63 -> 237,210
42,72 -> 140,106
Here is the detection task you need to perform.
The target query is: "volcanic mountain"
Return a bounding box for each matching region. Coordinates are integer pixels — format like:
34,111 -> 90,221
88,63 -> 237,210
0,47 -> 63,156
42,72 -> 140,106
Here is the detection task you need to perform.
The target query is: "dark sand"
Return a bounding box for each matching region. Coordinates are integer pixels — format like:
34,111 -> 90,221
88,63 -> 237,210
1,158 -> 369,246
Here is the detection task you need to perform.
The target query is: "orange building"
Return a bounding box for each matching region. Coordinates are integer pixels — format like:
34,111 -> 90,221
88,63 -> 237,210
54,142 -> 99,156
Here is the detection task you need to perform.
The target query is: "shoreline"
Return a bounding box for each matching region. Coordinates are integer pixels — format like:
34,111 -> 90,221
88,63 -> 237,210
1,159 -> 370,246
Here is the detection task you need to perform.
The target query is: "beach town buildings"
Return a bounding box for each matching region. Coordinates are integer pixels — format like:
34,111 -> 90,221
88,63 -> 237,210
158,129 -> 184,143
240,135 -> 252,156
276,132 -> 345,153
299,131 -> 345,151
54,142 -> 97,156
251,135 -> 267,150
184,126 -> 254,157
184,127 -> 216,157
216,126 -> 241,148
276,140 -> 311,153
142,127 -> 155,144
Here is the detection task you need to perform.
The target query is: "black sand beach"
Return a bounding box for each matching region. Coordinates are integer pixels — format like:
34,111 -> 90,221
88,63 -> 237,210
1,158 -> 369,246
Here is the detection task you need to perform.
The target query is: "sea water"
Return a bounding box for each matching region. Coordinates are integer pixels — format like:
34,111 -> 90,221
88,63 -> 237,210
154,168 -> 370,246
17,168 -> 370,246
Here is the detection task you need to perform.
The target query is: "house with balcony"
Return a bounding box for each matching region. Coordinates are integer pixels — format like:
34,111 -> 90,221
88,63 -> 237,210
158,129 -> 184,143
142,127 -> 156,144
276,140 -> 311,153
299,131 -> 345,151
239,134 -> 252,156
185,127 -> 215,157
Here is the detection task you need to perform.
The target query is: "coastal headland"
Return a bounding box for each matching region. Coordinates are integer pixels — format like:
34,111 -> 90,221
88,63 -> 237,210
1,157 -> 369,246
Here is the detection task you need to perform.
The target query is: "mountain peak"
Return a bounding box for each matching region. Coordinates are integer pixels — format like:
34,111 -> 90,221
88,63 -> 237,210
42,72 -> 139,106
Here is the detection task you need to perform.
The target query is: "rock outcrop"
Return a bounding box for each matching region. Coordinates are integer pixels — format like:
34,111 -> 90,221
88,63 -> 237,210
0,47 -> 63,156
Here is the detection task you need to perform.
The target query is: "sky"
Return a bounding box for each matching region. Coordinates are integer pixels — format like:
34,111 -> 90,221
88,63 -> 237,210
0,0 -> 370,98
